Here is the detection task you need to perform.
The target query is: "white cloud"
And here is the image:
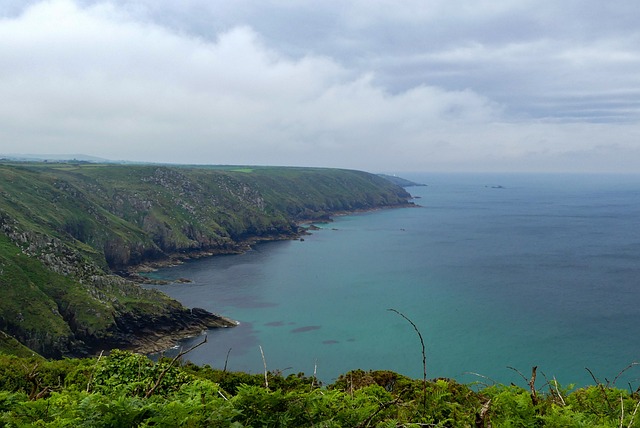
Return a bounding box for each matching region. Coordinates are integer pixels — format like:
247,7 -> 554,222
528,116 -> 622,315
1,0 -> 639,173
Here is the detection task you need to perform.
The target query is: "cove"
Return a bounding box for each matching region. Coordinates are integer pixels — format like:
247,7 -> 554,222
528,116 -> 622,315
148,173 -> 640,388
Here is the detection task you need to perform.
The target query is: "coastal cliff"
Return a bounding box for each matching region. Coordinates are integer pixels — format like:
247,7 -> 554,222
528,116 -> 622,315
0,163 -> 412,357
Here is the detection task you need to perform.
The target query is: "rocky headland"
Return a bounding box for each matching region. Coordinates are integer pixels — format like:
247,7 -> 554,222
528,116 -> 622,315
0,163 -> 413,358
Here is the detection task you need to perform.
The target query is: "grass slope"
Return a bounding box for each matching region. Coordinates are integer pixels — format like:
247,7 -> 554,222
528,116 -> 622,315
0,163 -> 412,358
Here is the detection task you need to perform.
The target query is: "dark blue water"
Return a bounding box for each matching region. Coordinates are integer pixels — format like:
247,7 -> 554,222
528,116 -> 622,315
148,173 -> 640,388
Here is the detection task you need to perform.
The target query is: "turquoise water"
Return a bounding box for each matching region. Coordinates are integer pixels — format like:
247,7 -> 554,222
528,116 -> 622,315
149,173 -> 640,388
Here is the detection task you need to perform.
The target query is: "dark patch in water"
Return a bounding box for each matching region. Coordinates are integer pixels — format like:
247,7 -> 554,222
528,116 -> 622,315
322,340 -> 339,345
265,321 -> 285,327
291,325 -> 321,333
347,338 -> 356,342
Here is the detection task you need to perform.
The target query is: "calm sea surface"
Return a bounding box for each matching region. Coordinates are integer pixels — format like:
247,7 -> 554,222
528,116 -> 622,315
148,173 -> 640,388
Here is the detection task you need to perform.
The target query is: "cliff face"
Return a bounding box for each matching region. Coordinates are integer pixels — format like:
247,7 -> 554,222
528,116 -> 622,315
0,163 -> 413,357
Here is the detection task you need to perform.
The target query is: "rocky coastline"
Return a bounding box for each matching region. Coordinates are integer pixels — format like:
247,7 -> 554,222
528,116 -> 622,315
125,201 -> 418,284
0,163 -> 416,358
116,308 -> 238,355
121,203 -> 419,355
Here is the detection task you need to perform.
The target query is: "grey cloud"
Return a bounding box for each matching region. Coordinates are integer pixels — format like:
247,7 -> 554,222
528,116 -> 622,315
72,0 -> 640,122
1,0 -> 639,172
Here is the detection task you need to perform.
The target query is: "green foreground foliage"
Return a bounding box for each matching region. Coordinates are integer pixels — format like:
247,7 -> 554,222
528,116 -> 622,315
0,351 -> 639,427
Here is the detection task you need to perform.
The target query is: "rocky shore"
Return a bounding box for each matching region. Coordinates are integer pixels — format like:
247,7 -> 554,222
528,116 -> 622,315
122,309 -> 238,355
125,203 -> 418,284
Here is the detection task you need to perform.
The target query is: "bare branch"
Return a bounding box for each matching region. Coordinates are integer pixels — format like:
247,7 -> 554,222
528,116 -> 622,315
552,376 -> 566,406
223,348 -> 232,372
585,367 -> 614,412
529,366 -> 538,406
388,308 -> 427,411
507,366 -> 529,385
312,359 -> 318,390
145,335 -> 208,398
463,371 -> 497,387
259,345 -> 269,390
613,362 -> 639,386
85,350 -> 104,393
627,399 -> 640,428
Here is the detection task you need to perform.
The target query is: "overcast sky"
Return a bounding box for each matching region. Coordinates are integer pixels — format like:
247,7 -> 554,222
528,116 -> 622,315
1,0 -> 640,173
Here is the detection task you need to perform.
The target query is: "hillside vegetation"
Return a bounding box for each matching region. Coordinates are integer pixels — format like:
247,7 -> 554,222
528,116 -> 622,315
0,163 -> 412,358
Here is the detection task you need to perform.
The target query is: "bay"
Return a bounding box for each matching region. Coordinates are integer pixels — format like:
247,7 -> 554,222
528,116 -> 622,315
148,173 -> 640,388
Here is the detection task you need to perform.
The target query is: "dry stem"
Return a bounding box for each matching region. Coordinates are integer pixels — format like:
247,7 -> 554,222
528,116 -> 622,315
223,348 -> 232,372
259,345 -> 269,390
145,335 -> 208,398
627,399 -> 640,428
388,308 -> 427,411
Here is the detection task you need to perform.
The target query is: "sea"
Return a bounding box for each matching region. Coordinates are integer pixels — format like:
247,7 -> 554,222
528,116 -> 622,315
147,173 -> 640,389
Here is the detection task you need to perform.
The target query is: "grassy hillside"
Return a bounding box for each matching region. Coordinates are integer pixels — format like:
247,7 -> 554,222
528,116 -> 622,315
0,163 -> 412,357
